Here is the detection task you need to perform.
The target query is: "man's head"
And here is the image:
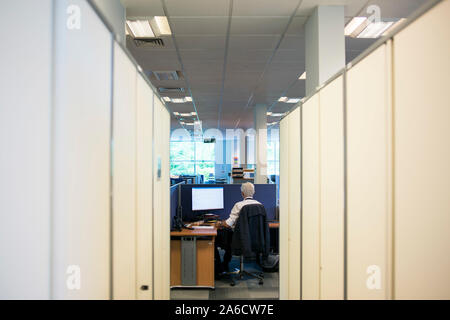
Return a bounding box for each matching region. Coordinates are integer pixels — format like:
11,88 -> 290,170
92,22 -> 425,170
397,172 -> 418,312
241,182 -> 255,199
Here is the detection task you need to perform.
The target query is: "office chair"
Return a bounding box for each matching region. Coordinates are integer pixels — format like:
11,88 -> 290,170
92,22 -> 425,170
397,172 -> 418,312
223,204 -> 270,286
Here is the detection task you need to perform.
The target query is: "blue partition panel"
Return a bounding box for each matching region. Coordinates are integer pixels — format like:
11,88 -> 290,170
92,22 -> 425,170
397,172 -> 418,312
180,184 -> 277,222
170,184 -> 179,229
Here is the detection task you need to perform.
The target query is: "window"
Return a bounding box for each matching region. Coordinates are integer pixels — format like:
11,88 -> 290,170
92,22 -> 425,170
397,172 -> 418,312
267,140 -> 279,176
170,140 -> 215,179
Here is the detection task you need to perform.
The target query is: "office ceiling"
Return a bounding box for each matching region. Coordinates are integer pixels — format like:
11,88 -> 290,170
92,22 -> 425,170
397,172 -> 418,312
121,0 -> 428,131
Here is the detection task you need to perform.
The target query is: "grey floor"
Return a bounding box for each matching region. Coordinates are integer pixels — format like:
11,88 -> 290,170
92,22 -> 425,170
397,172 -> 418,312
171,254 -> 279,300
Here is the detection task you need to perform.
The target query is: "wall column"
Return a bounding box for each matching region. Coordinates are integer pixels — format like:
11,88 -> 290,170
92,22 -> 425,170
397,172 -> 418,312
305,6 -> 345,96
254,104 -> 268,184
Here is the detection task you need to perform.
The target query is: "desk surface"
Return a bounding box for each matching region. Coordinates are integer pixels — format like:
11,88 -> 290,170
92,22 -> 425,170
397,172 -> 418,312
171,228 -> 217,237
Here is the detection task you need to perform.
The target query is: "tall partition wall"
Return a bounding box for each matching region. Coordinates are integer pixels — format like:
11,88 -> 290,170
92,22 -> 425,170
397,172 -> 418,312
279,108 -> 301,300
52,0 -> 112,299
112,43 -> 138,300
393,0 -> 450,299
301,95 -> 321,300
280,0 -> 450,300
319,76 -> 344,300
153,97 -> 171,300
0,0 -> 171,299
0,0 -> 53,299
346,44 -> 393,300
135,74 -> 155,300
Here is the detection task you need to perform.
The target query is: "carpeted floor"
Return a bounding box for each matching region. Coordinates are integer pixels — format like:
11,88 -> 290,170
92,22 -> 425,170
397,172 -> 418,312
171,253 -> 279,300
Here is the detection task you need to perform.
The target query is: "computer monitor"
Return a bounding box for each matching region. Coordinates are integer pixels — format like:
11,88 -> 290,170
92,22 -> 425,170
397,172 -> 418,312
192,187 -> 224,211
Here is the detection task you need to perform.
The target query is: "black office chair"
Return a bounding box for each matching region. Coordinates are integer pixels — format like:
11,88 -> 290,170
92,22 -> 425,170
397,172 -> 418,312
225,204 -> 270,286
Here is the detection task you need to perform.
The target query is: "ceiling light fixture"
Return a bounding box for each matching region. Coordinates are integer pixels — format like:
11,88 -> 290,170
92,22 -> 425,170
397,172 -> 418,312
126,16 -> 172,39
173,112 -> 180,116
345,17 -> 368,36
268,112 -> 286,117
126,20 -> 155,39
150,16 -> 172,36
165,97 -> 193,104
357,21 -> 394,38
278,97 -> 288,102
298,72 -> 306,80
287,98 -> 301,104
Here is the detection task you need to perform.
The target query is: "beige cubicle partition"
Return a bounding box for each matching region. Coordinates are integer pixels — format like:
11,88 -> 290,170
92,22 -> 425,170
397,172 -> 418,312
52,0 -> 112,299
0,0 -> 53,300
136,74 -> 155,300
279,0 -> 449,301
279,116 -> 289,299
301,94 -> 321,300
112,43 -> 138,300
346,43 -> 393,300
153,97 -> 171,300
393,0 -> 450,299
279,107 -> 301,300
319,76 -> 344,300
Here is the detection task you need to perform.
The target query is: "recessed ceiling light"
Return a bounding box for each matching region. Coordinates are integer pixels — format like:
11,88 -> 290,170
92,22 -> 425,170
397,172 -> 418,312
191,112 -> 197,116
126,20 -> 155,39
287,98 -> 301,104
268,112 -> 286,117
357,21 -> 394,38
162,97 -> 171,102
278,97 -> 288,102
167,97 -> 193,104
345,17 -> 368,37
150,16 -> 172,36
298,72 -> 306,80
184,122 -> 195,126
267,112 -> 273,116
173,112 -> 180,116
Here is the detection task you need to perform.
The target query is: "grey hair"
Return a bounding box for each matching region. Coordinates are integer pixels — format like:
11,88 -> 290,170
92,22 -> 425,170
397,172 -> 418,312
241,182 -> 255,198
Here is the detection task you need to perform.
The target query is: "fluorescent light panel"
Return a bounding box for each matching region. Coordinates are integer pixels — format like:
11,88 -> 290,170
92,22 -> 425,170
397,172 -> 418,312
268,112 -> 286,117
126,20 -> 155,39
151,16 -> 172,36
164,97 -> 193,104
345,17 -> 367,36
357,21 -> 394,38
127,16 -> 172,39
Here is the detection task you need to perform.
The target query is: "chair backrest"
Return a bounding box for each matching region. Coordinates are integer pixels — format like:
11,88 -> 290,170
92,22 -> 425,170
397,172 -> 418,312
231,204 -> 270,257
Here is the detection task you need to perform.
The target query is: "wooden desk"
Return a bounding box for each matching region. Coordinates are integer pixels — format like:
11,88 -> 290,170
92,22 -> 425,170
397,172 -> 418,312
170,227 -> 217,288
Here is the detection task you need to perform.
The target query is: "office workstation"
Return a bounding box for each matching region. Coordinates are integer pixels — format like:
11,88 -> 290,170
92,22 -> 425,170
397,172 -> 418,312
169,183 -> 279,292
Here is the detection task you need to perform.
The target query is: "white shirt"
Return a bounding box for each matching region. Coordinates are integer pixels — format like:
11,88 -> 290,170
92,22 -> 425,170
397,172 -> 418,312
225,197 -> 262,229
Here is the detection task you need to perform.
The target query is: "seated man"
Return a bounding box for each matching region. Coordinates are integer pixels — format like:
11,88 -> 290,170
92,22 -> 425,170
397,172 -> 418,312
214,182 -> 262,274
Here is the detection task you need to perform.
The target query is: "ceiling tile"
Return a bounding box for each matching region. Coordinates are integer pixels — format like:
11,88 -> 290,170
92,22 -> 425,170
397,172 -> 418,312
230,17 -> 290,35
165,0 -> 230,16
170,17 -> 229,35
233,0 -> 300,16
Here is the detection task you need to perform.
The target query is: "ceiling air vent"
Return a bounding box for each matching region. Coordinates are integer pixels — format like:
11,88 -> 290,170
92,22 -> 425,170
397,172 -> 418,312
133,38 -> 165,48
158,87 -> 185,93
152,71 -> 182,81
